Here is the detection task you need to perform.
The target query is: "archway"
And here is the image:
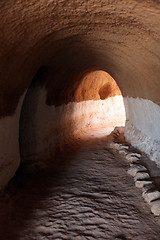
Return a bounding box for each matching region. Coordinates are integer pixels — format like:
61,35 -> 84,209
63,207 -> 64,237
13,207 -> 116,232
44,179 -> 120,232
19,68 -> 126,169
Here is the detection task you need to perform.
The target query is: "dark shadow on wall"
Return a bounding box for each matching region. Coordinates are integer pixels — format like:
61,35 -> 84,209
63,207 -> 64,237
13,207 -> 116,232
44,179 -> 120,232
99,83 -> 112,100
19,66 -> 76,170
19,67 -> 49,164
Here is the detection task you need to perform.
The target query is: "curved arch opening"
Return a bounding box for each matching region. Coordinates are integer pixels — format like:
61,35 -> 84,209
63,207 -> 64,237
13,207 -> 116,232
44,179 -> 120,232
19,68 -> 126,169
70,69 -> 126,138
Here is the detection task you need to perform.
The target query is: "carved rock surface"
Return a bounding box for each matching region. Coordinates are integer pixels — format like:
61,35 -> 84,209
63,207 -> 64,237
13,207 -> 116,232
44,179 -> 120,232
0,0 -> 160,188
0,129 -> 159,239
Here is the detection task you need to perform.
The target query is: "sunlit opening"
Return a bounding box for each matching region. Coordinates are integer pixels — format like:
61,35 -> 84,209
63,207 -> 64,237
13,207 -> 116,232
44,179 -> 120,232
71,70 -> 126,139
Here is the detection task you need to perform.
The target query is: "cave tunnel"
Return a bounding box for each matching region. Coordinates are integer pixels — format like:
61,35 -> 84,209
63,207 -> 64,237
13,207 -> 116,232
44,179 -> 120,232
19,68 -> 125,168
0,0 -> 160,238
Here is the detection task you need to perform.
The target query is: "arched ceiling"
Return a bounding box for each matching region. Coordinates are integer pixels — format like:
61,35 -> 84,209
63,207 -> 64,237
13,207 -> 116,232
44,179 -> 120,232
0,0 -> 160,116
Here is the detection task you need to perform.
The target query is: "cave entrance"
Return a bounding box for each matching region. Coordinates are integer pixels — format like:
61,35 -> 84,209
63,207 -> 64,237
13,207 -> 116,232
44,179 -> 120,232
70,70 -> 126,139
19,68 -> 126,166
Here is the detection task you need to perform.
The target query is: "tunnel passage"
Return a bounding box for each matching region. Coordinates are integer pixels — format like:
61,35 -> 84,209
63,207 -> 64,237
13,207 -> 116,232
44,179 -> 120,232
19,69 -> 125,168
0,0 -> 160,190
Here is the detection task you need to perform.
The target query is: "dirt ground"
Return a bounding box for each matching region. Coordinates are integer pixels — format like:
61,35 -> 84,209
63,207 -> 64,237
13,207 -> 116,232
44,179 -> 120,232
0,124 -> 160,240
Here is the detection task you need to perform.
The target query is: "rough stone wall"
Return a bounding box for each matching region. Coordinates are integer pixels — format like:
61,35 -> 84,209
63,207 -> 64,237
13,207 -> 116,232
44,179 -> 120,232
0,0 -> 160,188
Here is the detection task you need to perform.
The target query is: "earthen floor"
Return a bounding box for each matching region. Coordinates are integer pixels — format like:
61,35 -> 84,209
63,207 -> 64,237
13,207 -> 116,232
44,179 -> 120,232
0,125 -> 160,239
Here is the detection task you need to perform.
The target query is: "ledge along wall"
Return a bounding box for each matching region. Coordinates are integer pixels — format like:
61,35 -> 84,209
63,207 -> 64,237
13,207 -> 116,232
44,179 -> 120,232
0,0 -> 160,189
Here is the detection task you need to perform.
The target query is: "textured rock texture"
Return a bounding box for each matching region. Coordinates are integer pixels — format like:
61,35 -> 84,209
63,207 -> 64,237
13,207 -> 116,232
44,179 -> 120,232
0,0 -> 160,187
0,126 -> 160,239
74,70 -> 121,102
108,126 -> 160,217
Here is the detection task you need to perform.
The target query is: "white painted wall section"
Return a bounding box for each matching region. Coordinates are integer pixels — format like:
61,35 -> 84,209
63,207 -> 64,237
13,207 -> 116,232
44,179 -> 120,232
124,97 -> 160,167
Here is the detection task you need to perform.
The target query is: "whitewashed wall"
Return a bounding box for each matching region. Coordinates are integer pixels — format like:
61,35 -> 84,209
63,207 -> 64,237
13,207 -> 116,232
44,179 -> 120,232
124,97 -> 160,167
